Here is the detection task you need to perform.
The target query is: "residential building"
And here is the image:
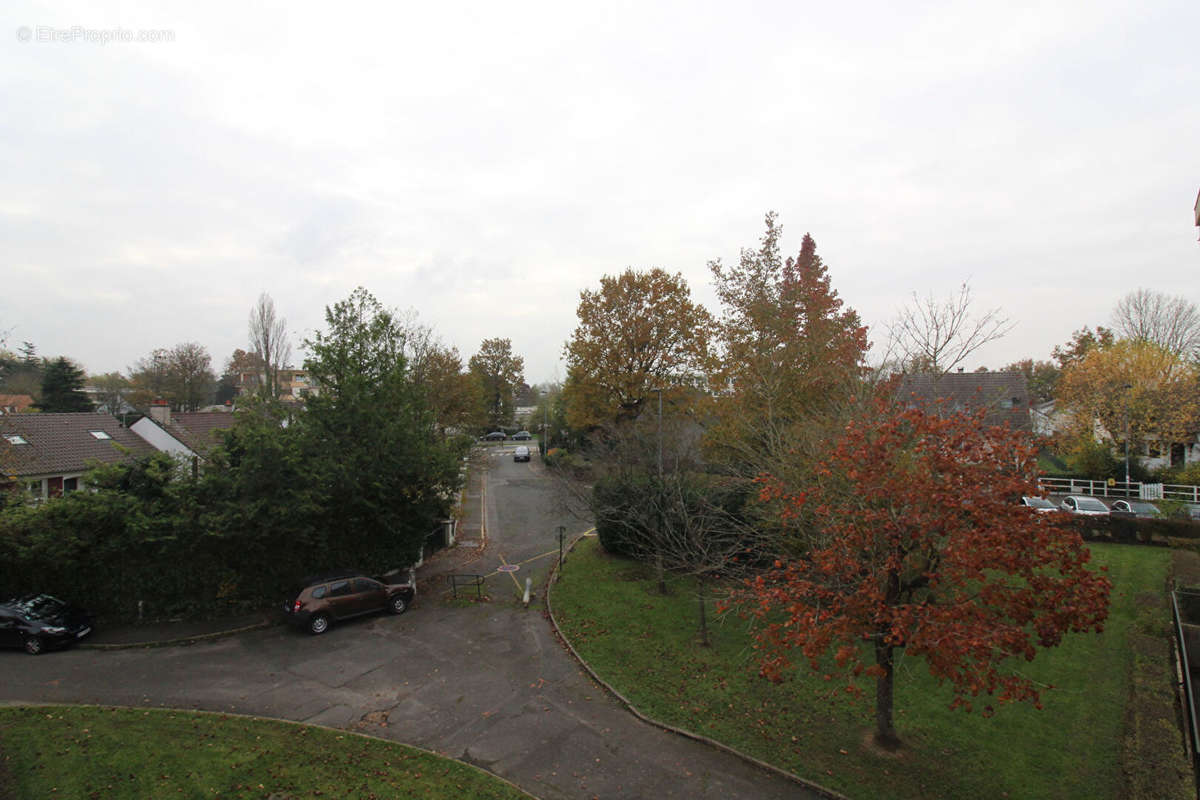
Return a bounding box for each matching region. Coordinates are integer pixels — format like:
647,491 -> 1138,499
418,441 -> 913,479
236,368 -> 315,403
129,400 -> 235,460
0,412 -> 156,500
897,370 -> 1032,430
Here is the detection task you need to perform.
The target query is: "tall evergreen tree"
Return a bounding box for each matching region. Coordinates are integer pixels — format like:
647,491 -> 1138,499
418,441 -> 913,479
38,357 -> 93,412
302,287 -> 462,566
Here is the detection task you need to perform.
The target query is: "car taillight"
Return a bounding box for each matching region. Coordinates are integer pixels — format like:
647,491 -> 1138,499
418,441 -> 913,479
292,600 -> 302,613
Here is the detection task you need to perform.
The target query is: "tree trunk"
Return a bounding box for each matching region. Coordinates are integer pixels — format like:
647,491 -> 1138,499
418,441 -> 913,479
655,551 -> 667,594
696,575 -> 710,647
873,637 -> 900,750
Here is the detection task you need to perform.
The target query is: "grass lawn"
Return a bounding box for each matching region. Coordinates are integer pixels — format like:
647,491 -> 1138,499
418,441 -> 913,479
0,705 -> 532,800
551,536 -> 1175,800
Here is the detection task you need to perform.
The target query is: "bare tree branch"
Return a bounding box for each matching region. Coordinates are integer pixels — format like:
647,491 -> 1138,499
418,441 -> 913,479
886,281 -> 1013,377
248,292 -> 292,400
1112,288 -> 1200,360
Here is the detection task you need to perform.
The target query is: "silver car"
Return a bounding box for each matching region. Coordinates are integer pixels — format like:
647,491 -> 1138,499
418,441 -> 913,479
1059,495 -> 1109,516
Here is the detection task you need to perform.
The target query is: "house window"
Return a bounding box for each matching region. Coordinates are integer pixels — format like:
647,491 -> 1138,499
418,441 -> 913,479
88,430 -> 112,440
26,480 -> 42,498
3,434 -> 28,445
63,477 -> 79,493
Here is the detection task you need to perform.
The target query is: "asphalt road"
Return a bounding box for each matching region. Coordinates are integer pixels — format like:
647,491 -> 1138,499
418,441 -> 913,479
0,446 -> 819,800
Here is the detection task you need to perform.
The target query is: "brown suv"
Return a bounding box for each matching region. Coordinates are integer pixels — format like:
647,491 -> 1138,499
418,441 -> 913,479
283,570 -> 415,635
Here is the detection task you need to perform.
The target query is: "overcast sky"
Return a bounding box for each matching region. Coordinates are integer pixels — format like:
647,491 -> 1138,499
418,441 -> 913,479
3,1 -> 1197,385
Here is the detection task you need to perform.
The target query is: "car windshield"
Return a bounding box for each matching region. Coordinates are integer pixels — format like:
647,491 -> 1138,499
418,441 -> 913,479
1025,497 -> 1055,509
1075,497 -> 1108,511
1129,502 -> 1158,514
9,594 -> 66,620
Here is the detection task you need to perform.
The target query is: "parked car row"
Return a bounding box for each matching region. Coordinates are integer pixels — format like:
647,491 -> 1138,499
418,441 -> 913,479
1023,495 -> 1200,519
481,430 -> 533,441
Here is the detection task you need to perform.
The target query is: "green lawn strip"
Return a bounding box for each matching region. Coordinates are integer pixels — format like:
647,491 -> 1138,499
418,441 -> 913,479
0,705 -> 533,800
552,537 -> 1169,800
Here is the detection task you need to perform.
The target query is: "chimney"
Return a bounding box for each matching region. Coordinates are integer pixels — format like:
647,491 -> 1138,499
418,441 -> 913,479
150,399 -> 171,426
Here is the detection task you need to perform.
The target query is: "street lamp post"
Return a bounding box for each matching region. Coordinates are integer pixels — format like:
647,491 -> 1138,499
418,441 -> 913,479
1123,383 -> 1132,488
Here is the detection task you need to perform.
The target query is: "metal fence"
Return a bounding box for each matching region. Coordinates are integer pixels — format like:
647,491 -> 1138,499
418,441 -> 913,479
1039,477 -> 1200,503
448,573 -> 485,600
1172,589 -> 1200,799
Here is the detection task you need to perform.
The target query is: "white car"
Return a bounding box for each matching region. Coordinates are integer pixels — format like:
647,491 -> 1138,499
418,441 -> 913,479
1059,495 -> 1110,516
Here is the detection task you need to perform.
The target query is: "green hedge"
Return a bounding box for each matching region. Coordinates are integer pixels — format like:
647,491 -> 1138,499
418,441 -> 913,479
1070,513 -> 1200,546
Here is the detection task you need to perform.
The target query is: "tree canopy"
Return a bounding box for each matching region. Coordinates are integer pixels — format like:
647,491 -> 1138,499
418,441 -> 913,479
563,267 -> 711,429
742,396 -> 1111,748
38,357 -> 93,412
468,338 -> 524,431
1056,338 -> 1200,453
707,213 -> 868,475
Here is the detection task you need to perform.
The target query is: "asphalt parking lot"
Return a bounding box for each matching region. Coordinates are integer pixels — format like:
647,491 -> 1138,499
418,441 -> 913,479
0,447 -> 817,800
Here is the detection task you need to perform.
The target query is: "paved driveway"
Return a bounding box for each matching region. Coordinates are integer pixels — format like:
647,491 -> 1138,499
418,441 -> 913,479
0,448 -> 818,800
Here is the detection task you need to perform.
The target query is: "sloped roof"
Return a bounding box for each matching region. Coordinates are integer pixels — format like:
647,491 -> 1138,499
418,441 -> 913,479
165,412 -> 235,455
897,371 -> 1032,430
0,394 -> 34,414
0,412 -> 157,478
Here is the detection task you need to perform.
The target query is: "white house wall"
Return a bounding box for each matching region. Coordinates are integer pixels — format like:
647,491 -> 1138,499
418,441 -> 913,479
130,417 -> 195,459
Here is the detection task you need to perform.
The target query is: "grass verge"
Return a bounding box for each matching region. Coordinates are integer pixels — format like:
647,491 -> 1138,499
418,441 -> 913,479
551,537 -> 1180,800
0,705 -> 532,800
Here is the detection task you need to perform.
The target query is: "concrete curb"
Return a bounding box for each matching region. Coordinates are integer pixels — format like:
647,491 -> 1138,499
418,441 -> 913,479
79,619 -> 275,650
545,533 -> 850,800
0,702 -> 540,799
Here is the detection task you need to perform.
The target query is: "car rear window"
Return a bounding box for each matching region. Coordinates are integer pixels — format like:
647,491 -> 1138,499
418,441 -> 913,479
311,586 -> 327,599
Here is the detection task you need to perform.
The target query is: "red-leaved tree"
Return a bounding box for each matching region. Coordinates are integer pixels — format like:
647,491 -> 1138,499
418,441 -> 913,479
742,396 -> 1111,749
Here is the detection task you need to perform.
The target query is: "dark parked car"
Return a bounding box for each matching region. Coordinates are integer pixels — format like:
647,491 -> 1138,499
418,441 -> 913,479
483,431 -> 506,441
513,445 -> 531,462
511,431 -> 532,441
0,594 -> 93,654
1110,500 -> 1161,519
283,570 -> 416,635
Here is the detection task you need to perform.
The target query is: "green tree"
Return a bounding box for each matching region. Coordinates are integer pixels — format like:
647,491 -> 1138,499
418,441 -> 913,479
563,268 -> 711,430
38,357 -> 93,412
303,287 -> 463,566
468,338 -> 524,431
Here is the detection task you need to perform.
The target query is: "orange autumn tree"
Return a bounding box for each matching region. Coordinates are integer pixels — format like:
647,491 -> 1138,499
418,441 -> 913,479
743,396 -> 1111,749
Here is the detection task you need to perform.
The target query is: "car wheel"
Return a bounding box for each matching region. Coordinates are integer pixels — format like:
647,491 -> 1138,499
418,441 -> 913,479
389,595 -> 408,615
24,636 -> 43,655
308,614 -> 330,635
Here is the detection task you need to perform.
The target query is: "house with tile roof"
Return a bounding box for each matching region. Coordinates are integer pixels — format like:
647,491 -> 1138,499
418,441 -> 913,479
1,412 -> 157,501
897,370 -> 1032,430
129,401 -> 235,460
